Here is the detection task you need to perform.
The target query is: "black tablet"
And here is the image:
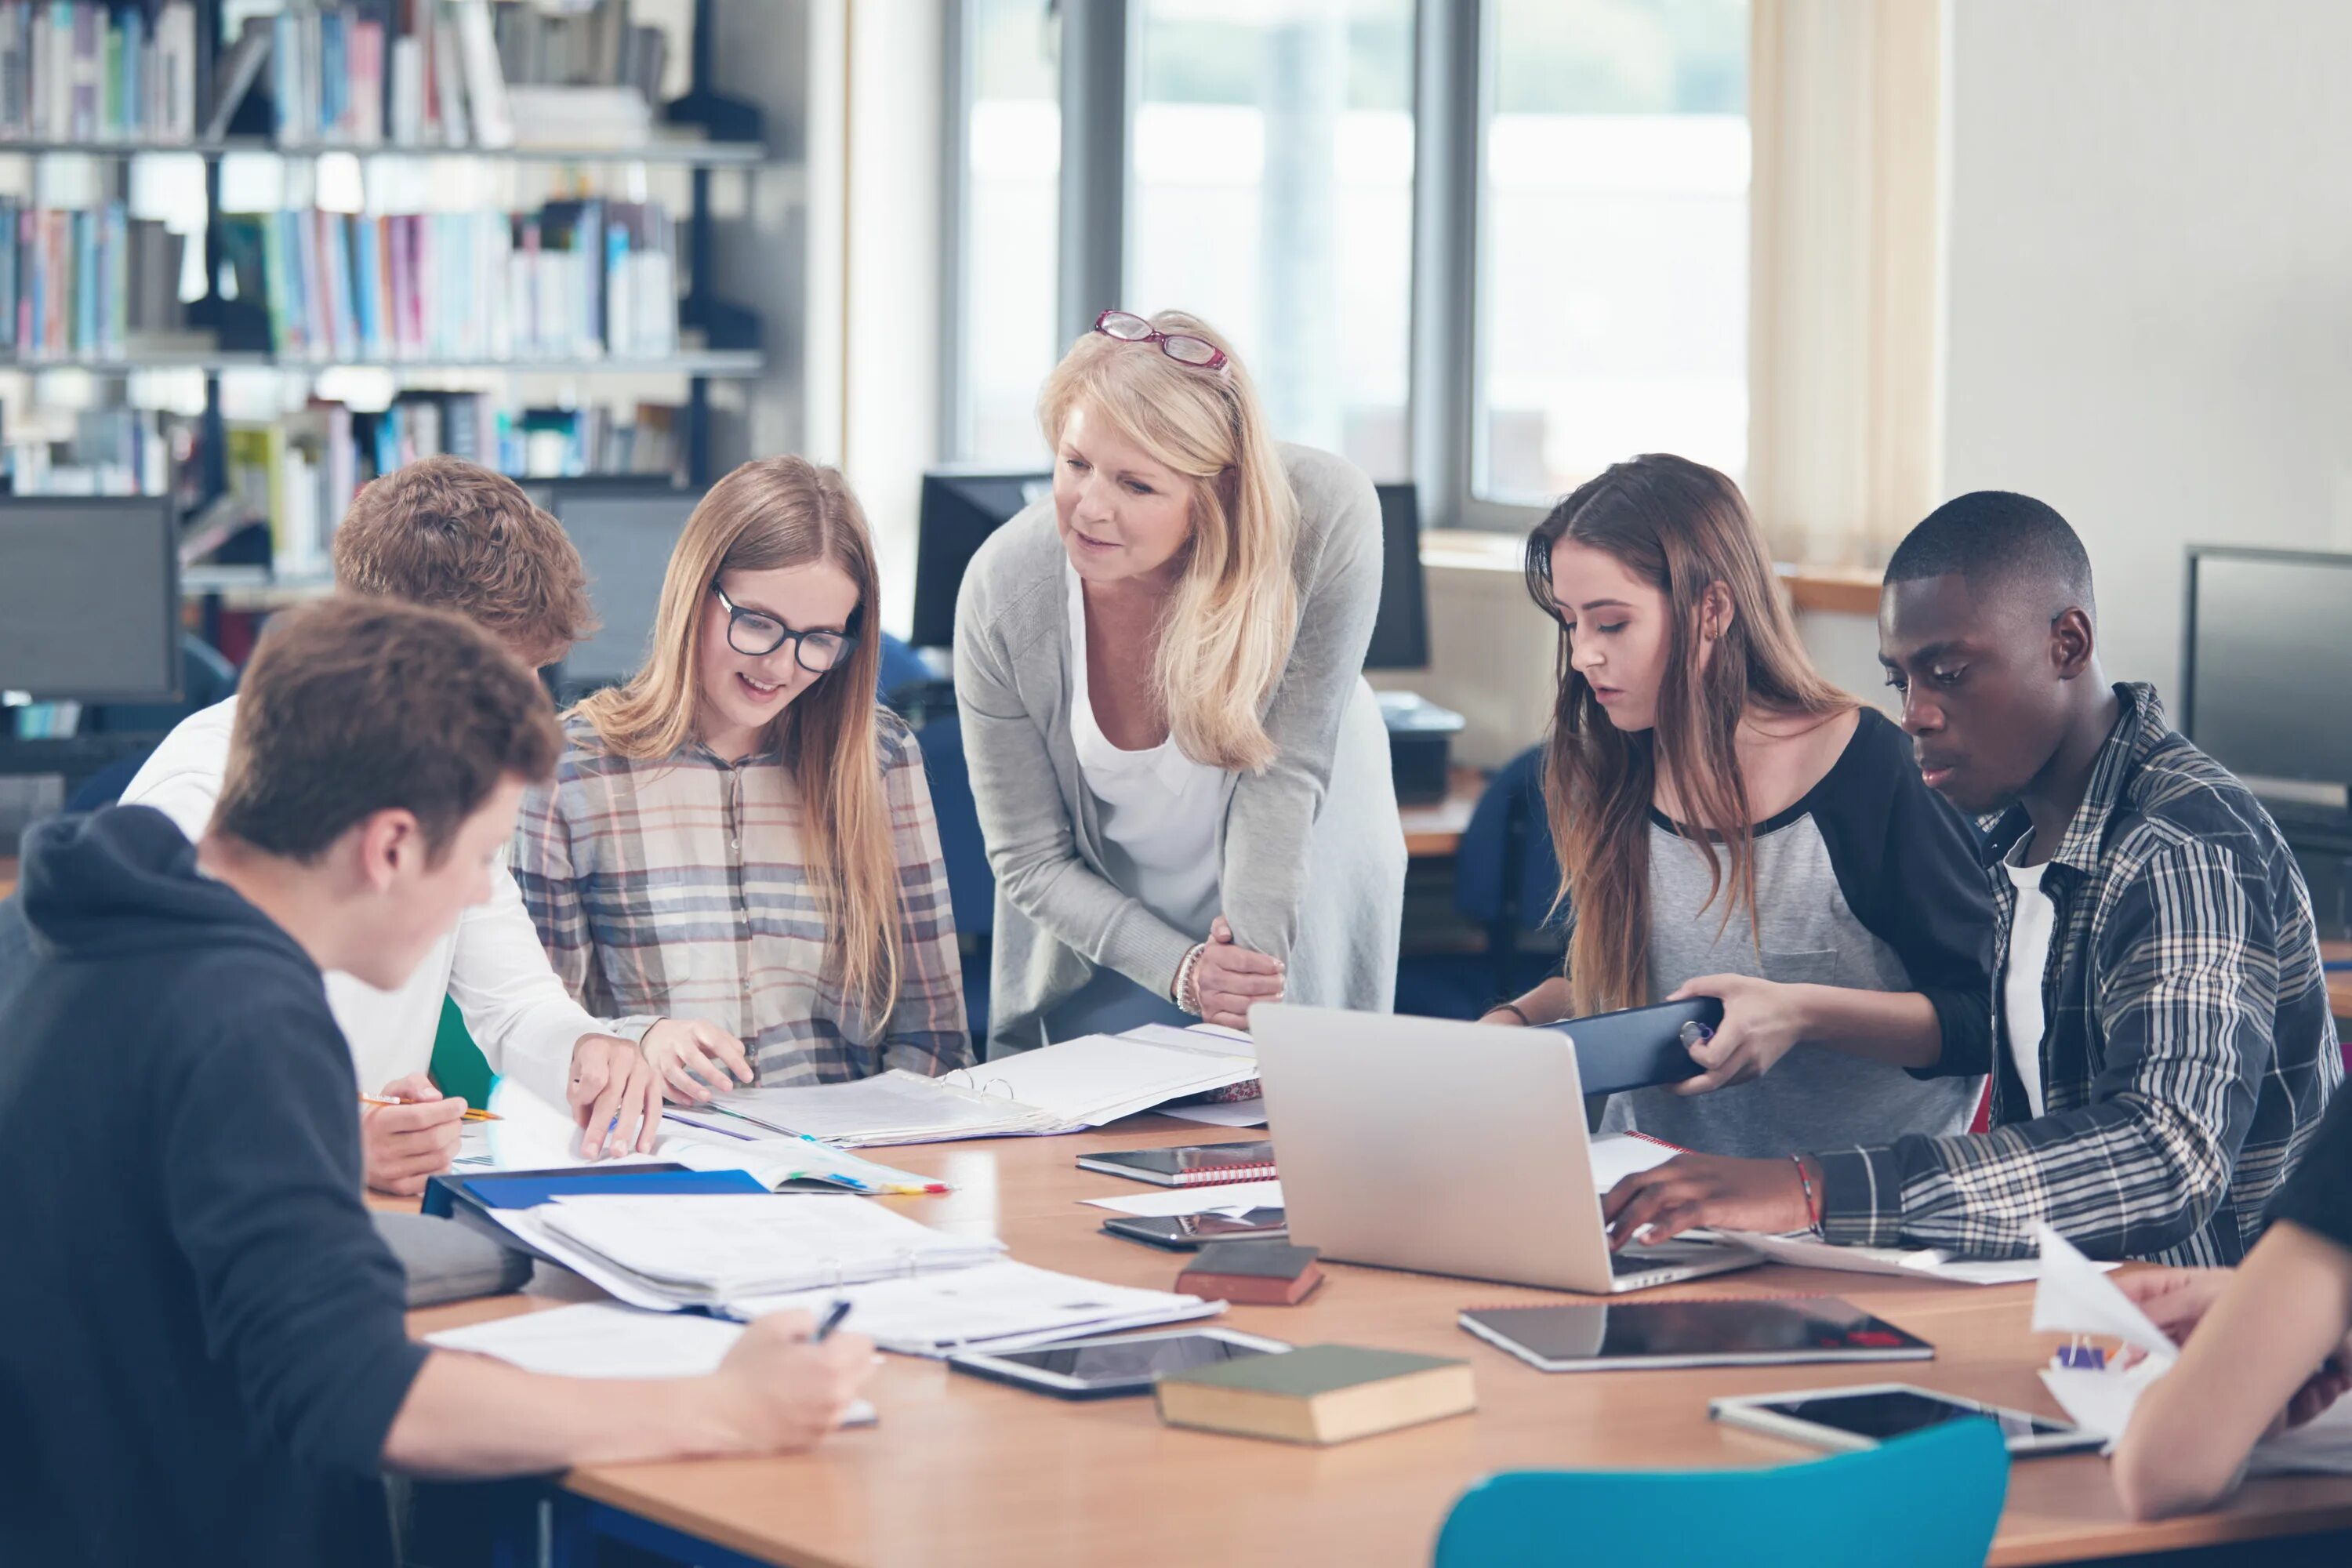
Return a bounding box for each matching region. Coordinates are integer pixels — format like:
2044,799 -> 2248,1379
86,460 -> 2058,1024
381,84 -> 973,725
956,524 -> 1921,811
1458,1296 -> 1933,1372
1541,996 -> 1725,1094
947,1327 -> 1293,1399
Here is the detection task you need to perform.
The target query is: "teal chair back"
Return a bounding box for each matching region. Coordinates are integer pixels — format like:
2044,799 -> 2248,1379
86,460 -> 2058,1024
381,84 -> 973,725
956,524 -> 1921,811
1433,1420 -> 2009,1568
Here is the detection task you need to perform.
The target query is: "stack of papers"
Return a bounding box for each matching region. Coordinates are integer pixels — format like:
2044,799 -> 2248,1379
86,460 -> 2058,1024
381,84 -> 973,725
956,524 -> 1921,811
465,1080 -> 948,1193
2031,1221 -> 2352,1475
733,1259 -> 1224,1356
491,1192 -> 1004,1312
430,1301 -> 750,1377
426,1304 -> 878,1425
1082,1180 -> 1283,1218
696,1025 -> 1261,1148
1710,1229 -> 2057,1287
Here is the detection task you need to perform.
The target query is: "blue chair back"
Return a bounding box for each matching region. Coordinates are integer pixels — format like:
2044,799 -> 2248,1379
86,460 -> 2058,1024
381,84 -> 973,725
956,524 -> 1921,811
1432,1420 -> 2009,1568
911,712 -> 994,1040
875,631 -> 937,710
1451,744 -> 1561,934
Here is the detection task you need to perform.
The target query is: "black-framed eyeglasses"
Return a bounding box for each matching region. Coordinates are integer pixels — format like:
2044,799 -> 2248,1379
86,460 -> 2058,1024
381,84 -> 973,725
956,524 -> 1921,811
711,582 -> 857,674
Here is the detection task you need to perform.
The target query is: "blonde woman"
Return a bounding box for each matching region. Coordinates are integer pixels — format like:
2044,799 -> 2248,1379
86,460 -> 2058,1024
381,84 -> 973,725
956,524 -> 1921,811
955,309 -> 1405,1054
514,456 -> 971,1092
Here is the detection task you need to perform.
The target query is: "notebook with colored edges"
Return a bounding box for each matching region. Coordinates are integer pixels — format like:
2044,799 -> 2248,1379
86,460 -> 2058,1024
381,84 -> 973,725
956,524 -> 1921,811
1457,1296 -> 1934,1374
1076,1141 -> 1278,1188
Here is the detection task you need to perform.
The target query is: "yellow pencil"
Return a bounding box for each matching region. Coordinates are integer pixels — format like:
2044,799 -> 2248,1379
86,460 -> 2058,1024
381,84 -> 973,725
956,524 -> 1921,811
358,1094 -> 502,1122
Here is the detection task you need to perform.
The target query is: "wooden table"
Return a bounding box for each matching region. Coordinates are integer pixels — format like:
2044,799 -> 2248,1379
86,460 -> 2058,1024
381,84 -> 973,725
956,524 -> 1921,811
0,855 -> 14,902
408,1123 -> 2352,1568
1398,767 -> 1483,858
2323,940 -> 2352,1025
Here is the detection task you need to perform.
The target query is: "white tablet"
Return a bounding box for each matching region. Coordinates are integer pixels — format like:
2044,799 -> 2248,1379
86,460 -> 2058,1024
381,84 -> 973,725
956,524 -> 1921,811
1710,1382 -> 2104,1456
946,1327 -> 1292,1400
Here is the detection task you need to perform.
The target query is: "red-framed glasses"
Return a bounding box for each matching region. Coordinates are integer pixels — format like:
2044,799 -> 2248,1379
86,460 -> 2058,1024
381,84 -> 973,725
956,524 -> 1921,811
1093,308 -> 1227,371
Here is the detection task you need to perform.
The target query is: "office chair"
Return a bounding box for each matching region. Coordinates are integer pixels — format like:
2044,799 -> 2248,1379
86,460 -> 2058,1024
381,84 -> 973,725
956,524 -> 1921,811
1433,1419 -> 2009,1568
912,712 -> 993,1043
1392,745 -> 1566,1019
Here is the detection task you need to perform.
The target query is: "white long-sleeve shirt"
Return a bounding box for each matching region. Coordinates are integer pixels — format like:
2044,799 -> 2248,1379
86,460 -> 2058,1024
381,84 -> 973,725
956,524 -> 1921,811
118,697 -> 630,1105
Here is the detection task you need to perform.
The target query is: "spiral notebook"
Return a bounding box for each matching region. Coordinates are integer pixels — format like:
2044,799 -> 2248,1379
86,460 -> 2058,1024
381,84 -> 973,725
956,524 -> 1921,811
1076,1141 -> 1278,1187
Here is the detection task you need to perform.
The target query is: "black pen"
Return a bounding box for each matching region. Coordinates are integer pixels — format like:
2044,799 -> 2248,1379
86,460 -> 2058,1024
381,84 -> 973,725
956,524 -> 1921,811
812,1298 -> 854,1342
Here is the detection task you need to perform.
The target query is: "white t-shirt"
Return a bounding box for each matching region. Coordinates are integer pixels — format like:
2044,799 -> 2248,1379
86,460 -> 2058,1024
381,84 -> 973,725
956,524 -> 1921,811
1065,562 -> 1227,939
117,695 -> 613,1105
2002,857 -> 2057,1119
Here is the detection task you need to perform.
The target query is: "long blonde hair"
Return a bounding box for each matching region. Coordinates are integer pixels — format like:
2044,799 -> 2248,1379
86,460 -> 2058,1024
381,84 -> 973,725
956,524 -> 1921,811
1524,455 -> 1854,1017
575,456 -> 902,1014
1038,310 -> 1299,773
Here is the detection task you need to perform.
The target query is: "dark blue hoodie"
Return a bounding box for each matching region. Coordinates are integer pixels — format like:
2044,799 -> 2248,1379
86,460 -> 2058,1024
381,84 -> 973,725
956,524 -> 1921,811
0,808 -> 426,1566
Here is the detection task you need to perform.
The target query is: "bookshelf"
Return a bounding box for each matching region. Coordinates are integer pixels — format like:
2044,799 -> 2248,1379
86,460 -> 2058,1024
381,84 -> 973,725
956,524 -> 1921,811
0,0 -> 775,568
0,134 -> 774,166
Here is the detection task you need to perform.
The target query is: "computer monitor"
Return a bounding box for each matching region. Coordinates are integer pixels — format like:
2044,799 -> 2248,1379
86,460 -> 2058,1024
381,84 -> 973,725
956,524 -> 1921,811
2182,546 -> 2352,793
0,496 -> 180,702
549,483 -> 701,699
1367,481 -> 1428,670
911,468 -> 1432,673
911,469 -> 1051,649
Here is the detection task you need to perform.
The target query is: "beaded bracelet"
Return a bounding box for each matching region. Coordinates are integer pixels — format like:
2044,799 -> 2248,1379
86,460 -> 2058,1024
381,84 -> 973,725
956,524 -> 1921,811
1790,1154 -> 1822,1231
1173,943 -> 1207,1015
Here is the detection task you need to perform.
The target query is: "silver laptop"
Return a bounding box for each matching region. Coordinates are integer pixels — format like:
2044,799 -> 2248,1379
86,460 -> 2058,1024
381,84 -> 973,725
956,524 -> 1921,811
1250,1004 -> 1762,1294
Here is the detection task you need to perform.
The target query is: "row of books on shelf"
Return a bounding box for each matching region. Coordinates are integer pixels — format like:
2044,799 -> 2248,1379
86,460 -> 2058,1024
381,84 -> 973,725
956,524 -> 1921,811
235,394 -> 684,572
237,0 -> 516,150
217,198 -> 677,364
6,393 -> 685,519
0,197 -> 186,359
242,0 -> 679,150
0,1 -> 200,145
0,0 -> 690,151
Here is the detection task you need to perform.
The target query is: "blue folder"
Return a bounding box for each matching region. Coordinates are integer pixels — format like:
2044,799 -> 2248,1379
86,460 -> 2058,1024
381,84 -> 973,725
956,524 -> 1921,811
422,1163 -> 766,1218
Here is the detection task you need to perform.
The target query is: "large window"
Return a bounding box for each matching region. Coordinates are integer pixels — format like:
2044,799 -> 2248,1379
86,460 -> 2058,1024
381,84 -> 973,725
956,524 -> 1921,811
944,0 -> 1756,522
1128,0 -> 1414,481
1475,0 -> 1749,504
956,0 -> 1062,466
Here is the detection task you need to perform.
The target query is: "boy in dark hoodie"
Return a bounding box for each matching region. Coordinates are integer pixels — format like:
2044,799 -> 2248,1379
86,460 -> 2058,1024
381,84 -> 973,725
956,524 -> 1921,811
0,597 -> 873,1566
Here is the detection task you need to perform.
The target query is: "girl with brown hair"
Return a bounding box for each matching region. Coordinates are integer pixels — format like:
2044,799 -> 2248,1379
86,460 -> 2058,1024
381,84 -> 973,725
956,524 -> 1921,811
1479,453 -> 1992,1161
514,456 -> 970,1091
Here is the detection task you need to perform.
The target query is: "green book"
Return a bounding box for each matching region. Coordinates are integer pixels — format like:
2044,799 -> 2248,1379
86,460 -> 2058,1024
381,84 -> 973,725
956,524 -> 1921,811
1155,1344 -> 1475,1445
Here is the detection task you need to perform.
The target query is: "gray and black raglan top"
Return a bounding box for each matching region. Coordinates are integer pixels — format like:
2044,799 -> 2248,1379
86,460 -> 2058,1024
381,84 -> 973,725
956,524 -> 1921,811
1598,707 -> 1994,1157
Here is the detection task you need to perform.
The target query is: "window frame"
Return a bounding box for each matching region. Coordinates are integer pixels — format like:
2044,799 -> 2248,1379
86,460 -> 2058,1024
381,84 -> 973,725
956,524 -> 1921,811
938,0 -> 1741,535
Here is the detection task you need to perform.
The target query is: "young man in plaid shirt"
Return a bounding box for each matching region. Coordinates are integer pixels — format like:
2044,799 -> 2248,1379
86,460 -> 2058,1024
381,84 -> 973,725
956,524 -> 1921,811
1604,492 -> 2339,1263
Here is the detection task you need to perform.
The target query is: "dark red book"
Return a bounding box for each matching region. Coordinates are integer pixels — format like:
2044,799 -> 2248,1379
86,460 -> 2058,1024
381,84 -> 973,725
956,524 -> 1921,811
1179,1242 -> 1324,1306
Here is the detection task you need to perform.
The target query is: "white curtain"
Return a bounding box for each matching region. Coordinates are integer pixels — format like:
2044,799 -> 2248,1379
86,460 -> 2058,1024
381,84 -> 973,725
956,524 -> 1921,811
1746,0 -> 1946,566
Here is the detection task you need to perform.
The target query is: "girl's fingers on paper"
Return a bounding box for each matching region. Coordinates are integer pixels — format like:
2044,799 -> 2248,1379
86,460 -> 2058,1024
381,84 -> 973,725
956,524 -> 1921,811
691,1022 -> 755,1083
661,1058 -> 715,1103
635,1072 -> 663,1152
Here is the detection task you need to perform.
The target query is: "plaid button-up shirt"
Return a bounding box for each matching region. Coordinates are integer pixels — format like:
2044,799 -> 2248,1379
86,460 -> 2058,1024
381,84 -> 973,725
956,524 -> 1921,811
513,709 -> 971,1087
1816,683 -> 2339,1263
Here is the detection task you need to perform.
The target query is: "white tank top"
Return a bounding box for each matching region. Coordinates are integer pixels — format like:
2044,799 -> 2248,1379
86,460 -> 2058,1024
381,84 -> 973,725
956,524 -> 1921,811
1066,561 -> 1228,938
